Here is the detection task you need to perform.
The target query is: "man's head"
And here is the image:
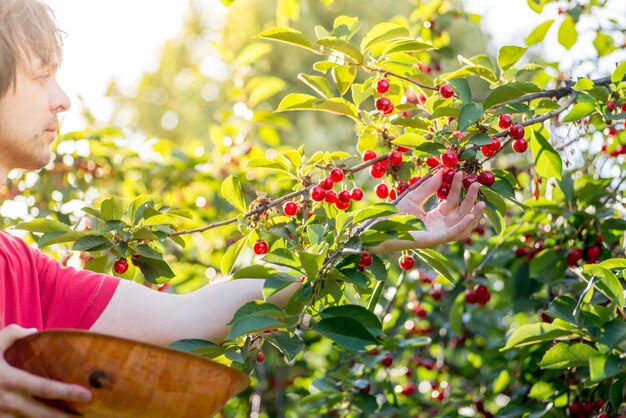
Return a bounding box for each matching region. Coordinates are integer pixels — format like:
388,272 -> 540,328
0,0 -> 70,182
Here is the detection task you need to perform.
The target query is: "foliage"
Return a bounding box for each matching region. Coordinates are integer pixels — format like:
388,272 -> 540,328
2,0 -> 626,417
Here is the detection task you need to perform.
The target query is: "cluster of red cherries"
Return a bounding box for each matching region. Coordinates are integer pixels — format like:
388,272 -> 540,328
568,400 -> 606,418
464,283 -> 491,305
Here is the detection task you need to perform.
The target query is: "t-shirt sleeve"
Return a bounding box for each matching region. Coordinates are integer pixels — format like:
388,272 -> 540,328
31,247 -> 121,330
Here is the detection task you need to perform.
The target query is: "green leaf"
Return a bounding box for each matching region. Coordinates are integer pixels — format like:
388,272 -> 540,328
447,78 -> 472,104
276,94 -> 359,121
263,273 -> 298,299
170,339 -> 224,358
353,203 -> 397,224
38,231 -> 84,248
101,197 -> 125,222
266,332 -> 305,362
221,235 -> 249,275
414,249 -> 457,286
492,369 -> 511,394
298,249 -> 326,280
583,264 -> 625,307
596,320 -> 626,353
255,27 -> 315,52
538,342 -> 598,369
611,379 -> 626,410
497,46 -> 527,72
382,40 -> 435,55
312,317 -> 379,351
557,16 -> 577,50
502,323 -> 571,350
449,292 -> 465,334
233,265 -> 275,279
572,77 -> 595,91
246,157 -> 290,172
15,218 -> 71,233
320,305 -> 384,337
590,354 -> 626,382
457,102 -> 484,131
263,248 -> 303,271
527,0 -> 552,13
391,133 -> 446,156
298,73 -> 334,99
221,175 -> 246,212
332,66 -> 357,96
562,101 -> 596,122
599,258 -> 626,270
483,82 -> 541,109
531,129 -> 562,180
525,20 -> 554,45
360,22 -> 409,52
317,37 -> 364,64
72,235 -> 113,252
227,316 -> 286,340
612,60 -> 626,84
480,187 -> 507,215
593,31 -> 615,57
135,257 -> 175,283
483,201 -> 504,236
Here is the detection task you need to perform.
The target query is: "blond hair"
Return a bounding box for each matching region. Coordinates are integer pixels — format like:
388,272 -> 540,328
0,0 -> 63,98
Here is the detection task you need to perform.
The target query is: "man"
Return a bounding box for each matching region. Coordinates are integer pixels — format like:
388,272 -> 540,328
0,0 -> 485,417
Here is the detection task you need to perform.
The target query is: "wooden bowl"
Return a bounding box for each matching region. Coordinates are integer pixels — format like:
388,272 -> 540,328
4,330 -> 250,417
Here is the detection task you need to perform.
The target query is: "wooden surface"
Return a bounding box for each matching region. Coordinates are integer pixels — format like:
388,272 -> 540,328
4,330 -> 249,418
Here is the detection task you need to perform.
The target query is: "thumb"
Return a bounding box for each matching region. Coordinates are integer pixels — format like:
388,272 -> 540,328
0,325 -> 38,352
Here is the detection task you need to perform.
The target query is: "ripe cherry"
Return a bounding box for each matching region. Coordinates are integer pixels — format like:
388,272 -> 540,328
441,151 -> 459,168
256,351 -> 265,362
567,249 -> 583,266
436,185 -> 450,200
426,156 -> 440,167
375,183 -> 389,199
325,190 -> 337,204
337,190 -> 351,203
607,100 -> 616,112
397,180 -> 409,194
388,150 -> 403,166
498,114 -> 513,129
439,84 -> 454,99
399,254 -> 415,270
487,137 -> 501,152
462,173 -> 479,189
397,145 -> 410,153
253,240 -> 269,255
509,124 -> 525,140
481,145 -> 495,157
359,250 -> 373,267
329,168 -> 345,183
381,354 -> 393,367
311,186 -> 326,201
113,258 -> 129,274
409,176 -> 421,185
389,189 -> 397,200
320,177 -> 334,190
442,168 -> 456,185
375,97 -> 394,115
335,199 -> 350,210
512,138 -> 528,153
376,79 -> 390,94
400,383 -> 416,395
131,253 -> 141,266
362,150 -> 377,161
584,245 -> 601,263
351,187 -> 364,201
283,201 -> 298,216
370,163 -> 386,179
478,171 -> 495,186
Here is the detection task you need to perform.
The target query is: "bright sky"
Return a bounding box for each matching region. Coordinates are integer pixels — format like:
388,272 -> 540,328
44,0 -> 625,133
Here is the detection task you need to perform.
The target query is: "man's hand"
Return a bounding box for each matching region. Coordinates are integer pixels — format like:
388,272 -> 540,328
374,169 -> 485,253
0,325 -> 92,418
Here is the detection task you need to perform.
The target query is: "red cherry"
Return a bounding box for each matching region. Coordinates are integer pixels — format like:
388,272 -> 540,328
409,176 -> 421,185
338,190 -> 351,203
320,177 -> 334,190
256,351 -> 265,362
441,151 -> 458,168
375,183 -> 389,199
375,97 -> 394,115
509,124 -> 525,140
462,173 -> 478,189
396,180 -> 409,194
362,150 -> 377,161
335,199 -> 350,210
389,189 -> 397,200
329,168 -> 345,183
584,245 -> 601,263
359,250 -> 373,267
439,84 -> 454,99
607,100 -> 616,112
442,168 -> 456,185
400,383 -> 416,395
608,126 -> 618,136
370,163 -> 386,179
388,151 -> 403,166
405,91 -> 419,104
325,190 -> 337,204
481,145 -> 495,157
351,187 -> 364,201
498,114 -> 513,129
567,249 -> 583,266
397,145 -> 410,153
426,156 -> 440,167
113,258 -> 129,274
597,233 -> 604,244
436,185 -> 450,200
465,289 -> 477,304
473,398 -> 485,412
376,79 -> 390,94
418,94 -> 427,104
283,201 -> 298,216
512,138 -> 528,153
131,253 -> 141,266
399,254 -> 415,270
487,137 -> 501,152
412,305 -> 427,318
569,402 -> 581,414
622,103 -> 626,112
478,171 -> 495,186
311,186 -> 326,201
381,354 -> 393,367
253,240 -> 268,255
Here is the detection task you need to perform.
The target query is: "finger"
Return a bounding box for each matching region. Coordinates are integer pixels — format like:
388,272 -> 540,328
407,170 -> 443,206
0,392 -> 74,418
441,214 -> 476,242
458,181 -> 482,215
2,367 -> 91,403
439,172 -> 463,213
472,201 -> 486,219
0,325 -> 38,352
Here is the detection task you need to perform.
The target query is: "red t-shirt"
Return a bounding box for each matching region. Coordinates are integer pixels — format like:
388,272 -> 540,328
0,230 -> 120,330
